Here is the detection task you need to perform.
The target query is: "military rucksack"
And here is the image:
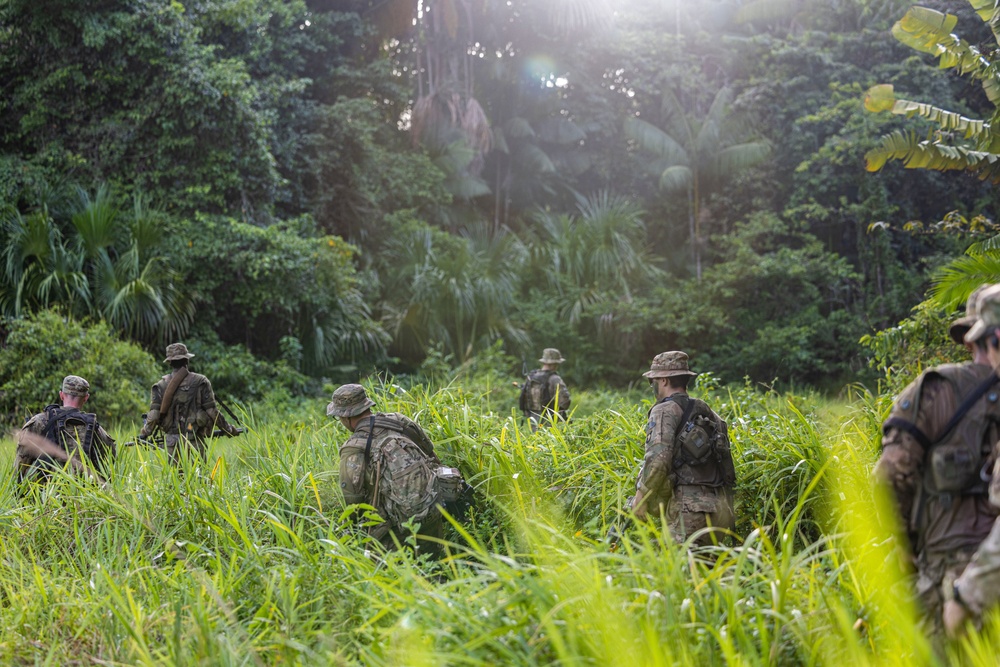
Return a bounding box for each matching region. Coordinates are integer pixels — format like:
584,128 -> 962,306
357,415 -> 471,528
660,395 -> 736,488
519,370 -> 555,413
883,364 -> 1000,499
41,405 -> 99,466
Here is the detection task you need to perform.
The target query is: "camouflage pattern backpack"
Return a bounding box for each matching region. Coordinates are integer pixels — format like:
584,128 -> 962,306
374,434 -> 441,527
519,370 -> 554,413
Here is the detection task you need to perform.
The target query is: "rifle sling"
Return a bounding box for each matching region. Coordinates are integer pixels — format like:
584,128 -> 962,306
156,367 -> 190,427
362,416 -> 377,505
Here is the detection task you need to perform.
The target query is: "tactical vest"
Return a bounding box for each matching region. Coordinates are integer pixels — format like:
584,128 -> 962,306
41,405 -> 98,464
520,370 -> 555,413
660,395 -> 736,488
160,373 -> 211,435
884,363 -> 1000,505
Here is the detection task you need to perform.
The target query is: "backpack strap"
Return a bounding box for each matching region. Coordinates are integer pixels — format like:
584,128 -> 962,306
883,372 -> 1000,451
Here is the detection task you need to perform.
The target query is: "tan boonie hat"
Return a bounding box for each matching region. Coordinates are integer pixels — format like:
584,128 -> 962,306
539,348 -> 566,364
950,284 -> 991,344
61,375 -> 90,397
164,342 -> 195,363
966,284 -> 1000,343
642,351 -> 697,379
327,384 -> 375,418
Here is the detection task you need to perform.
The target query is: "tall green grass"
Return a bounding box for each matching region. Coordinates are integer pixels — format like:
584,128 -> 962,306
1,379 -> 998,665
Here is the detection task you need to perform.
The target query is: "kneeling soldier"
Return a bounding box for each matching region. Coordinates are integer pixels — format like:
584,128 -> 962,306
330,384 -> 446,559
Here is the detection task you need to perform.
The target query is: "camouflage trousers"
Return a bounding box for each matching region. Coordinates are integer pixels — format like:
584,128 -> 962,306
164,433 -> 207,465
915,548 -> 977,639
665,485 -> 736,547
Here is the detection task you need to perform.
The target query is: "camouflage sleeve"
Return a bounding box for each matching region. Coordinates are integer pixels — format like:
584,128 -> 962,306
874,375 -> 953,544
15,413 -> 47,474
955,516 -> 1000,616
551,375 -> 570,413
139,381 -> 164,436
339,445 -> 368,506
637,400 -> 683,498
92,424 -> 117,470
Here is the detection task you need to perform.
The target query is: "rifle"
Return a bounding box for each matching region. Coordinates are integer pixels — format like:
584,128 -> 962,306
123,429 -> 239,447
215,395 -> 247,437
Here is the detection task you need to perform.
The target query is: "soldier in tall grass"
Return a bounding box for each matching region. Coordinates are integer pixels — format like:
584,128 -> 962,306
943,284 -> 1000,636
876,284 -> 1000,639
519,348 -> 571,431
630,351 -> 736,546
137,342 -> 240,462
14,374 -> 116,485
330,384 -> 446,559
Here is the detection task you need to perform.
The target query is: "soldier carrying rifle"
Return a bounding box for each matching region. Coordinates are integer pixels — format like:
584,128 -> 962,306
136,343 -> 242,462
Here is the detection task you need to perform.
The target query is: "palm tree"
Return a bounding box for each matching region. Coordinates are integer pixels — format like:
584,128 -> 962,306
530,191 -> 663,326
0,184 -> 194,344
624,86 -> 771,279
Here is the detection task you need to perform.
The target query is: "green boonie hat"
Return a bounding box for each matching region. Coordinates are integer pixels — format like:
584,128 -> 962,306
966,284 -> 1000,343
950,284 -> 991,344
642,351 -> 697,379
327,384 -> 375,418
164,342 -> 195,363
61,375 -> 90,397
539,348 -> 565,364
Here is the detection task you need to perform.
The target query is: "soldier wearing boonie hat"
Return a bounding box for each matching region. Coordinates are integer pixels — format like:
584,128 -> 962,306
138,342 -> 240,463
945,284 -> 1000,636
518,348 -> 571,431
876,284 -> 1000,640
15,373 -> 116,486
331,384 -> 446,559
630,351 -> 736,547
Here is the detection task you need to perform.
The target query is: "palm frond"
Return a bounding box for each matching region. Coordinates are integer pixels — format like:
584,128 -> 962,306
865,130 -> 1000,178
930,252 -> 1000,308
624,117 -> 689,165
659,165 -> 693,192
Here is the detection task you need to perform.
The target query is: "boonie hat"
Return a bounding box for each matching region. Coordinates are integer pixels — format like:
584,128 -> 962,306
642,351 -> 698,379
327,383 -> 375,418
164,342 -> 195,363
966,284 -> 1000,343
539,348 -> 566,364
950,284 -> 991,344
61,375 -> 90,397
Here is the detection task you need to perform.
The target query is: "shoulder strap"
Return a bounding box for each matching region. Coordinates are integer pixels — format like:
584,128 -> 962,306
656,394 -> 696,440
157,367 -> 190,425
883,372 -> 1000,450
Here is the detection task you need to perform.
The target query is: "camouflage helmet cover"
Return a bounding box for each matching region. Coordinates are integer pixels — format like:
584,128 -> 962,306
327,383 -> 375,418
642,351 -> 698,379
61,375 -> 90,397
164,342 -> 195,363
966,283 -> 1000,343
538,348 -> 566,364
950,284 -> 991,344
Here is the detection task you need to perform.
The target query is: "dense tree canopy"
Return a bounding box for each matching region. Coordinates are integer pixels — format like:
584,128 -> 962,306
1,0 -> 997,387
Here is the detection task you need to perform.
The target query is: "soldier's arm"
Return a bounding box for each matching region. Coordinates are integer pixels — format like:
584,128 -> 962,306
92,425 -> 117,469
633,401 -> 683,517
874,376 -> 952,546
551,375 -> 570,412
950,516 -> 1000,629
139,383 -> 164,437
199,377 -> 239,434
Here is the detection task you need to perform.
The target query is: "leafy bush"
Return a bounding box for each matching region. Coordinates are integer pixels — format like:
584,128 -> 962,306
0,309 -> 158,425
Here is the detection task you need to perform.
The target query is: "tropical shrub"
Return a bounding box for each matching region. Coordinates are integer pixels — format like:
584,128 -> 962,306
0,309 -> 158,425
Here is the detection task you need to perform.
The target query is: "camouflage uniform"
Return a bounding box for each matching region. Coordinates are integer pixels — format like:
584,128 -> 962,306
520,348 -> 570,430
331,384 -> 444,558
15,375 -> 116,484
138,343 -> 238,461
949,284 -> 1000,623
633,352 -> 736,546
875,286 -> 1000,637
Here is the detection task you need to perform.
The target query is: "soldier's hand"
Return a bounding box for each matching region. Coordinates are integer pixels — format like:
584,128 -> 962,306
943,599 -> 970,638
